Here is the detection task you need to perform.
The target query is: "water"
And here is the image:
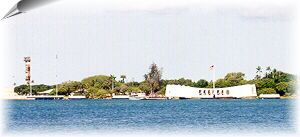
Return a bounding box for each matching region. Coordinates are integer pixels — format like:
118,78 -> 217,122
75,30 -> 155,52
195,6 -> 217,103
3,99 -> 296,135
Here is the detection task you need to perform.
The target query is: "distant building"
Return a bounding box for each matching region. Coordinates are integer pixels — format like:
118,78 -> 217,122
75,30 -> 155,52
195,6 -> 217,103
37,89 -> 53,96
165,84 -> 257,99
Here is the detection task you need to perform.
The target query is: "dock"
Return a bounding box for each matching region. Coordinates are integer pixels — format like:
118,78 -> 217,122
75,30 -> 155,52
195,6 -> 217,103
26,95 -> 64,100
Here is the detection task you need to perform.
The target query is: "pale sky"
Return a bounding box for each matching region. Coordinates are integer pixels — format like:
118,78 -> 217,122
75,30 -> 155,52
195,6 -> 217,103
2,0 -> 295,86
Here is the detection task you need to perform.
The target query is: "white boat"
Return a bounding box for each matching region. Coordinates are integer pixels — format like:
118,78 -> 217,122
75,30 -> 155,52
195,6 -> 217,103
129,96 -> 145,100
112,95 -> 130,99
259,94 -> 280,99
129,93 -> 146,100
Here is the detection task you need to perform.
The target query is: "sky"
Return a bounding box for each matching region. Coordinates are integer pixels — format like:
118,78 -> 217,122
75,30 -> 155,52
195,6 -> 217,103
1,0 -> 296,86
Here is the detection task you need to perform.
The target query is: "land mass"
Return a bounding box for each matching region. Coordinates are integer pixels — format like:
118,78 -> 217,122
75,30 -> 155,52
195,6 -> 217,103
11,64 -> 298,99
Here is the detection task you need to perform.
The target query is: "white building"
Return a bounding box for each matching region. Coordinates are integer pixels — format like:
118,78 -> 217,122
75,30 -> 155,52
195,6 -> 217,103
165,84 -> 257,99
37,89 -> 53,96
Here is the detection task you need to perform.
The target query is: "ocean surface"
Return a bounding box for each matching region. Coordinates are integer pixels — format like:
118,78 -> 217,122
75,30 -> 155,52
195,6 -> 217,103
3,99 -> 297,136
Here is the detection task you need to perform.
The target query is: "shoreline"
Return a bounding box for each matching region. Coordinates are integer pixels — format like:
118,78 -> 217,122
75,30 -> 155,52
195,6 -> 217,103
1,97 -> 296,101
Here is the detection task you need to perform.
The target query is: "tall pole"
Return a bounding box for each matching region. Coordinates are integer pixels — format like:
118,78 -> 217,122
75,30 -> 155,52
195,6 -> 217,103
210,65 -> 215,89
111,75 -> 115,91
29,81 -> 32,96
24,57 -> 31,96
13,75 -> 16,87
213,67 -> 215,89
56,54 -> 58,97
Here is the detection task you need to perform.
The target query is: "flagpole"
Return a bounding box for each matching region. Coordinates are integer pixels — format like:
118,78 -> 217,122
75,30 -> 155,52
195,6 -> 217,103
213,67 -> 215,89
56,54 -> 58,98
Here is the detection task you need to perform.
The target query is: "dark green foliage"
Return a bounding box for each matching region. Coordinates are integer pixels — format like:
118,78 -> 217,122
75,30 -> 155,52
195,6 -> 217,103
255,78 -> 276,90
126,81 -> 140,87
138,81 -> 151,95
193,79 -> 209,88
258,88 -> 277,95
253,67 -> 297,96
55,81 -> 83,95
14,85 -> 29,95
214,79 -> 229,88
86,87 -> 109,99
120,75 -> 126,83
14,84 -> 53,95
224,72 -> 246,86
81,75 -> 115,90
163,78 -> 194,87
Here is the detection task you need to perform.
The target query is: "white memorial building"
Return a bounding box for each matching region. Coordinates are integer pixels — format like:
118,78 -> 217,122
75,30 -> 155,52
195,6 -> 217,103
165,84 -> 257,99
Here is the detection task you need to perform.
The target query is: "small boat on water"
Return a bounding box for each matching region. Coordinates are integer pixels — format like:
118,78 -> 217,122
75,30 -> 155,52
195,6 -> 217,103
129,96 -> 146,100
112,95 -> 130,99
259,94 -> 280,99
129,93 -> 147,100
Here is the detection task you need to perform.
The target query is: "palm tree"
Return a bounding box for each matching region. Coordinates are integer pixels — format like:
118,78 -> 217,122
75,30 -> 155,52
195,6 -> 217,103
110,75 -> 116,91
271,68 -> 277,79
120,75 -> 126,83
256,66 -> 262,79
266,66 -> 272,78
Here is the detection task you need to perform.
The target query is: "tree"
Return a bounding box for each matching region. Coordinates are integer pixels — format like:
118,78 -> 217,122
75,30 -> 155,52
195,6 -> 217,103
117,84 -> 129,94
194,79 -> 209,88
126,81 -> 140,87
255,78 -> 276,92
14,85 -> 30,95
215,79 -> 229,88
178,78 -> 193,86
110,75 -> 116,91
144,63 -> 163,96
271,68 -> 277,79
224,72 -> 245,86
265,66 -> 272,78
55,81 -> 83,96
81,75 -> 115,90
85,87 -> 109,99
14,84 -> 53,95
255,66 -> 262,79
157,86 -> 166,95
138,81 -> 151,94
276,82 -> 289,96
258,88 -> 276,95
120,75 -> 126,83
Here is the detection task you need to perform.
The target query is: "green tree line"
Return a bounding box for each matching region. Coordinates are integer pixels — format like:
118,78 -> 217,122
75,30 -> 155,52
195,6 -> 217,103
14,64 -> 297,98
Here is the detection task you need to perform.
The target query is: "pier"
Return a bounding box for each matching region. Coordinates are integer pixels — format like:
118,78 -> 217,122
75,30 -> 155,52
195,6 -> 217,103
26,95 -> 64,100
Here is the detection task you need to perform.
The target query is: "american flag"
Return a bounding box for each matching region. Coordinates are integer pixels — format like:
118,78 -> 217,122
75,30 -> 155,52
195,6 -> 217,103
209,65 -> 214,71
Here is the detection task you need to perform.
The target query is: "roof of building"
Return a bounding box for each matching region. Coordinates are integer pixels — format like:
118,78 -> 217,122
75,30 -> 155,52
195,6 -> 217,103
38,89 -> 53,94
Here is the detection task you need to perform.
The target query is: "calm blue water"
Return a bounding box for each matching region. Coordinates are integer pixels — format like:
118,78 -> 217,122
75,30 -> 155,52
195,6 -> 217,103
4,99 -> 296,135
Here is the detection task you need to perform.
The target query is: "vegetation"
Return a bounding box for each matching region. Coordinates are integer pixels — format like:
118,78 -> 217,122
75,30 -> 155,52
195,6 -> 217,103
144,63 -> 162,96
50,81 -> 83,96
257,88 -> 276,95
14,63 -> 297,98
14,84 -> 54,95
253,66 -> 297,96
85,87 -> 110,99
